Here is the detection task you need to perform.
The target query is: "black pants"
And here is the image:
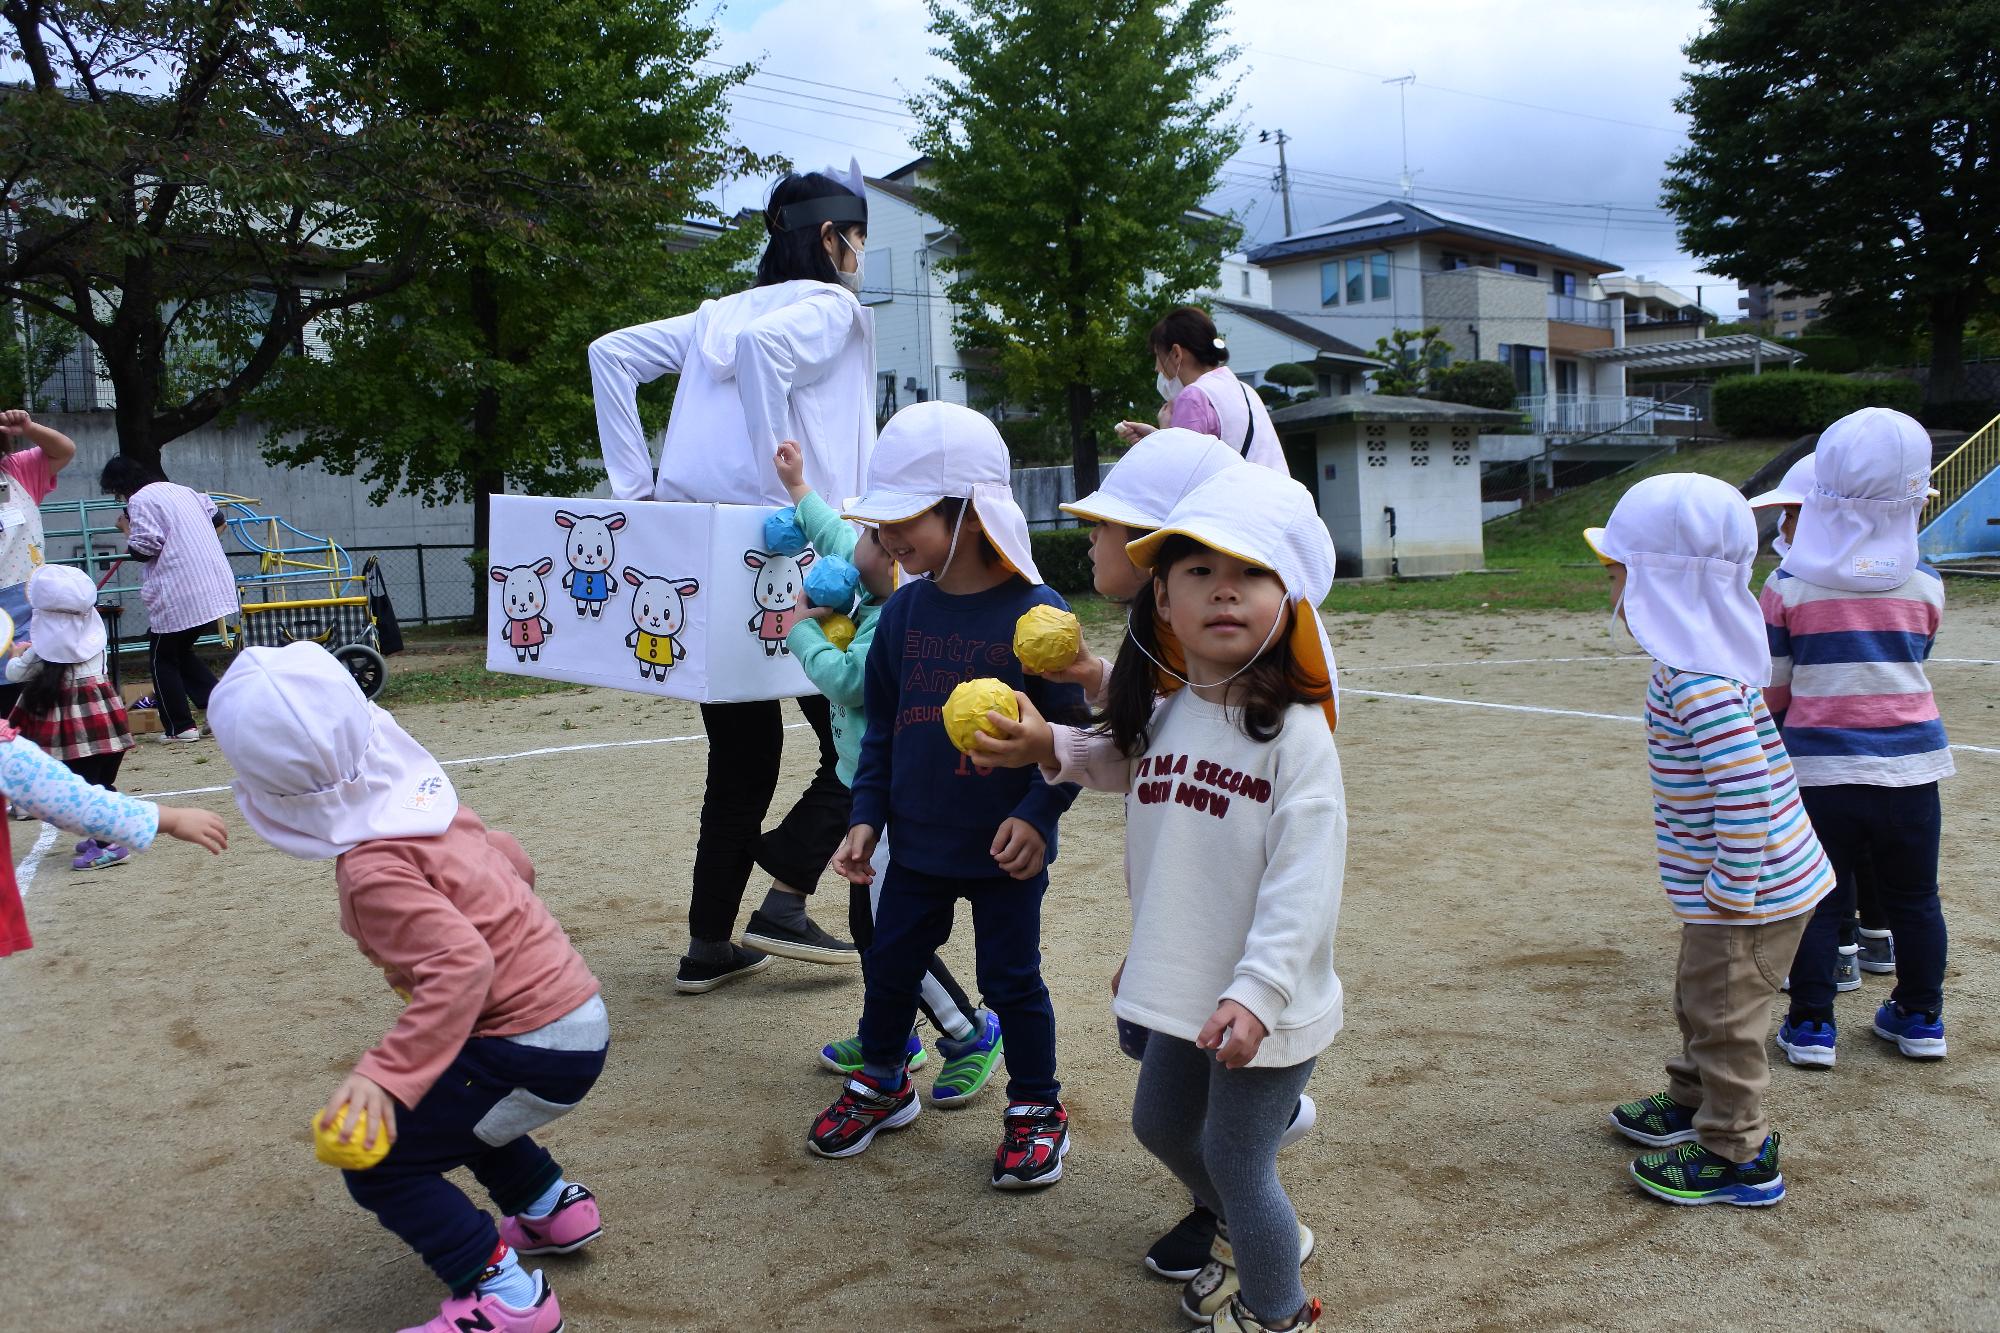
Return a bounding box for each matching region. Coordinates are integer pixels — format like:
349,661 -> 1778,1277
1788,782 -> 1948,1021
847,880 -> 977,1034
64,752 -> 124,791
148,627 -> 221,735
688,695 -> 848,943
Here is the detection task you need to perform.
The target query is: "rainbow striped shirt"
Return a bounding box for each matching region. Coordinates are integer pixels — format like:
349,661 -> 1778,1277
1645,666 -> 1834,925
1759,567 -> 1954,788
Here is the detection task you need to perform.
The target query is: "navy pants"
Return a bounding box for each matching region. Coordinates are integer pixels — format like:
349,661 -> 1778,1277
859,861 -> 1058,1102
1787,782 -> 1948,1022
343,1038 -> 606,1294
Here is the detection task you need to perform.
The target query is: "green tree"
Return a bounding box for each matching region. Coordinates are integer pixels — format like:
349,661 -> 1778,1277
1261,361 -> 1315,403
1664,0 -> 2000,401
1426,359 -> 1516,411
910,0 -> 1243,492
254,0 -> 758,615
1368,326 -> 1451,397
0,303 -> 76,409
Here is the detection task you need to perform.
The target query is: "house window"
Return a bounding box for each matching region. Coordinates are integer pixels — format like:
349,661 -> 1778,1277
1370,253 -> 1390,300
1803,308 -> 1820,319
1320,261 -> 1342,306
1553,270 -> 1576,296
1240,270 -> 1251,297
1496,343 -> 1547,397
1345,257 -> 1366,304
861,247 -> 893,305
1781,310 -> 1799,321
1440,251 -> 1469,271
1499,259 -> 1539,278
1555,359 -> 1579,396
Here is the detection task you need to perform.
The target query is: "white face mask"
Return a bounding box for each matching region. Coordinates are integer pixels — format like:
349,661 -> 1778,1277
1156,370 -> 1179,401
836,231 -> 865,294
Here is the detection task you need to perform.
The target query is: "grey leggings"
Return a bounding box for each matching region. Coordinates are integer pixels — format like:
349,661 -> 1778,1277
1131,1033 -> 1316,1323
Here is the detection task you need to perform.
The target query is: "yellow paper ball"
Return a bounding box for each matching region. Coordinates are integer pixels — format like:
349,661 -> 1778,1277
313,1108 -> 392,1170
1013,605 -> 1082,674
943,677 -> 1020,754
822,613 -> 857,651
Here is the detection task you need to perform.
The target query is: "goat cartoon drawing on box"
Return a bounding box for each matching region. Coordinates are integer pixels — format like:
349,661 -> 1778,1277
555,510 -> 627,618
742,547 -> 814,657
623,566 -> 700,681
490,558 -> 556,662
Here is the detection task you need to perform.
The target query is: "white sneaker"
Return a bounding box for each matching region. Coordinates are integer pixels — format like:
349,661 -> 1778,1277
158,728 -> 202,744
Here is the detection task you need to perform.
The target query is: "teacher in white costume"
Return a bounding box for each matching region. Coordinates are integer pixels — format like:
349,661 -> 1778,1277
589,163 -> 875,994
1115,305 -> 1289,474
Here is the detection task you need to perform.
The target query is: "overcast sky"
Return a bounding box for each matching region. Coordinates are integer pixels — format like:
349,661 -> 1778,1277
706,0 -> 1732,312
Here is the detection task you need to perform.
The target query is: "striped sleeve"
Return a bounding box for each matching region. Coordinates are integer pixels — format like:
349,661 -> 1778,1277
1759,574 -> 1793,721
1668,676 -> 1770,915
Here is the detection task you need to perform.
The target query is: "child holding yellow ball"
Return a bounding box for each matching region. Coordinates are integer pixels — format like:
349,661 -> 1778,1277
207,643 -> 607,1333
771,440 -> 999,1103
811,402 -> 1087,1189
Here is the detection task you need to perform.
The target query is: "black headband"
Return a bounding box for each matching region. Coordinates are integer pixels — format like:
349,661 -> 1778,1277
772,193 -> 868,233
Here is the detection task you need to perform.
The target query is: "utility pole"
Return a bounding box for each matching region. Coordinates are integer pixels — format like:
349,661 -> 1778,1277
1259,129 -> 1293,234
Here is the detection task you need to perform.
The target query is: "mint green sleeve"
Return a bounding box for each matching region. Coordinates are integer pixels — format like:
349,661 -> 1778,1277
788,616 -> 869,710
794,492 -> 858,563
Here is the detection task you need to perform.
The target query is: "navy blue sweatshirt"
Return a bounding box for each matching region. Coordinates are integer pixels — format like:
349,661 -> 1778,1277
849,575 -> 1086,879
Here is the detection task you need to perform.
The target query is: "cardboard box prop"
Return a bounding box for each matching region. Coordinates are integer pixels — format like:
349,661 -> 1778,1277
484,494 -> 823,703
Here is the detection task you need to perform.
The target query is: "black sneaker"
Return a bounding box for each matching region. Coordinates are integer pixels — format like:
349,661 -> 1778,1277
740,910 -> 860,965
1144,1204 -> 1218,1280
1609,1092 -> 1698,1148
1630,1133 -> 1785,1207
674,943 -> 773,994
992,1100 -> 1070,1190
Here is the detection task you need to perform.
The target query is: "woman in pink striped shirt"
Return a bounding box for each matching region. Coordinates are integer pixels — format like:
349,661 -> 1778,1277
100,457 -> 239,742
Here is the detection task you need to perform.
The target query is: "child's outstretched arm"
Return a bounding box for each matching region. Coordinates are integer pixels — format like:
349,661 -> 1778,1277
790,610 -> 869,710
0,734 -> 225,854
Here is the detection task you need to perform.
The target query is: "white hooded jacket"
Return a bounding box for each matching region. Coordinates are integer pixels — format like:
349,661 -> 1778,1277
590,280 -> 876,508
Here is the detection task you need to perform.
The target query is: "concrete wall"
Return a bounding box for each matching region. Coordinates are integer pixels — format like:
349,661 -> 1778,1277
1920,464 -> 2000,563
1296,420 -> 1484,577
1422,267 -> 1545,366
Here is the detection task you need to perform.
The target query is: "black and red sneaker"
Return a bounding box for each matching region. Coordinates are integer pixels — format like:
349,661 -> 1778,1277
807,1069 -> 920,1159
992,1100 -> 1070,1190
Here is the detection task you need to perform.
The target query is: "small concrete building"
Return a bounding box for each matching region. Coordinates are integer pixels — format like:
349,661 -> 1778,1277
1269,395 -> 1518,578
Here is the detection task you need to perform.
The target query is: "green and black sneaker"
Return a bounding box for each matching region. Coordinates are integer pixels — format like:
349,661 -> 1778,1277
1609,1092 -> 1698,1147
1631,1133 -> 1784,1207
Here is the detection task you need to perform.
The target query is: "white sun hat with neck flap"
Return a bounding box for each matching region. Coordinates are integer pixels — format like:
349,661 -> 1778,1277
24,563 -> 107,665
841,400 -> 1042,584
1124,465 -> 1339,732
1060,428 -> 1245,529
1583,472 -> 1770,687
207,642 -> 458,861
1781,407 -> 1937,593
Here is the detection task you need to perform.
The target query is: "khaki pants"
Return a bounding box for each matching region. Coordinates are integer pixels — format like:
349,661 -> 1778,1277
1663,913 -> 1811,1162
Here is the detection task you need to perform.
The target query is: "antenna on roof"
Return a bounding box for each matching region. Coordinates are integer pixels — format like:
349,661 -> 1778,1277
1383,74 -> 1418,198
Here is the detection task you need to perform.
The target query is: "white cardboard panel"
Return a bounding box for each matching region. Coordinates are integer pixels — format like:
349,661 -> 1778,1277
484,494 -> 821,703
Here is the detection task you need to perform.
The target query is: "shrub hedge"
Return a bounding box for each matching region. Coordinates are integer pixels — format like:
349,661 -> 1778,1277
1028,526 -> 1094,596
1711,372 -> 1922,437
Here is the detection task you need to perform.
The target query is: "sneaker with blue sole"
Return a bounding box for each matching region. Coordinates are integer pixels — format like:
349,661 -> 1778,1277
1871,1001 -> 1946,1059
931,1009 -> 1003,1107
1776,1017 -> 1836,1068
819,1030 -> 926,1075
1631,1134 -> 1784,1207
1610,1092 -> 1698,1147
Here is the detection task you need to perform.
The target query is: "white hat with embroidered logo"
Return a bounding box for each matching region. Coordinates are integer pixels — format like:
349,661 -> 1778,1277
1061,428 -> 1245,529
841,400 -> 1042,583
207,642 -> 457,861
1583,472 -> 1769,686
23,562 -> 106,664
1781,407 -> 1937,593
1125,465 -> 1340,732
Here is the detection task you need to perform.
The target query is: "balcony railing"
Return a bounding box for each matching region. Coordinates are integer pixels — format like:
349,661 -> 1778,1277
1547,293 -> 1617,327
1516,394 -> 1700,437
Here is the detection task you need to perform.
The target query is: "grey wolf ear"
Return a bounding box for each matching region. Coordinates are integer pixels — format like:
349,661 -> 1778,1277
743,549 -> 768,571
488,566 -> 511,583
554,511 -> 579,529
603,513 -> 628,532
622,567 -> 646,588
674,579 -> 701,598
532,557 -> 554,577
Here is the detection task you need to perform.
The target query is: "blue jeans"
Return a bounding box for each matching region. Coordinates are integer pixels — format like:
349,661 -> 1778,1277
1787,783 -> 1947,1021
859,862 -> 1058,1102
343,1038 -> 606,1294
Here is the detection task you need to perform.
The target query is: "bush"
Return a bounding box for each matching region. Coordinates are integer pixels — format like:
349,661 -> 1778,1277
1917,398 -> 2000,432
1029,526 -> 1093,596
1711,371 -> 1923,437
1427,360 -> 1518,412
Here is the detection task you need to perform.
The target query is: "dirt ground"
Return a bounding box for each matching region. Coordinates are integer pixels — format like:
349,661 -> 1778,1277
4,608 -> 1997,1332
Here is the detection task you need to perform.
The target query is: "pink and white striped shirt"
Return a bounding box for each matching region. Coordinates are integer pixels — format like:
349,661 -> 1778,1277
125,482 -> 238,634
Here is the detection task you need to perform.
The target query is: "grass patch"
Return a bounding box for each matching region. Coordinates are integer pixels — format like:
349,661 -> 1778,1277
378,658 -> 584,707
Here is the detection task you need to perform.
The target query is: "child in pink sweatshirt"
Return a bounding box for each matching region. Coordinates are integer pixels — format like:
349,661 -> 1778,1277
207,643 -> 606,1333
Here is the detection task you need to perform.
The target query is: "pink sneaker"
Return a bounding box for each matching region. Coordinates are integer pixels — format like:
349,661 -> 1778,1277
497,1184 -> 603,1256
396,1273 -> 562,1333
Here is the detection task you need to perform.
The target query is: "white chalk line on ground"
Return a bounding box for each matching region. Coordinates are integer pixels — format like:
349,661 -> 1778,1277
13,722 -> 810,876
1348,687 -> 2000,756
1346,653 -> 1997,672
